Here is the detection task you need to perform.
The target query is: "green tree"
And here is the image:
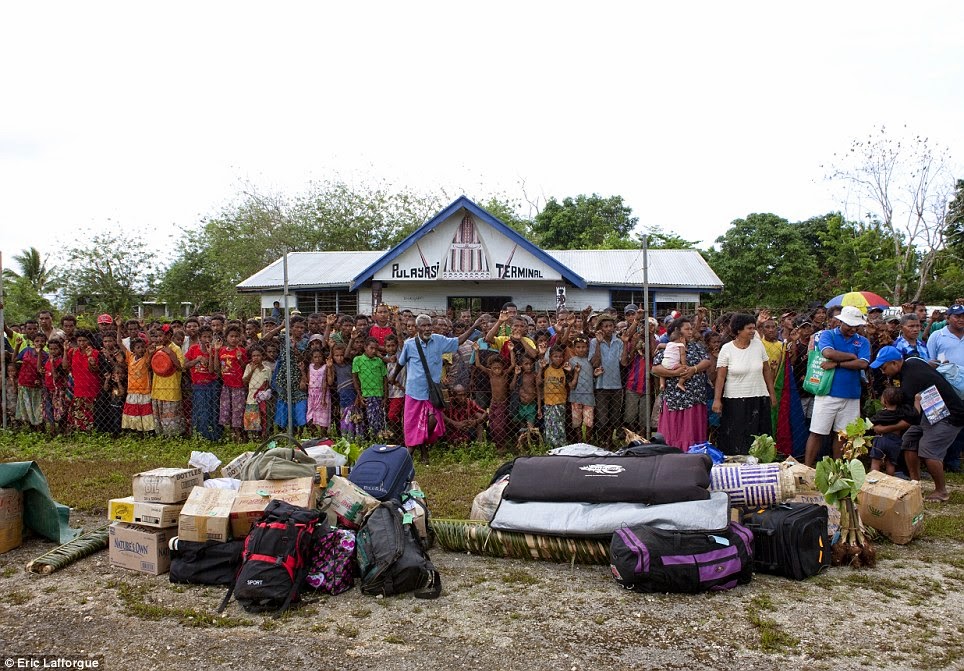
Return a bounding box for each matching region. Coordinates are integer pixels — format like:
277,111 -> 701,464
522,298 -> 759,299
796,213 -> 909,301
705,213 -> 820,310
3,247 -> 58,294
1,278 -> 54,325
476,195 -> 531,236
642,225 -> 701,250
160,181 -> 443,314
531,194 -> 638,249
57,231 -> 153,316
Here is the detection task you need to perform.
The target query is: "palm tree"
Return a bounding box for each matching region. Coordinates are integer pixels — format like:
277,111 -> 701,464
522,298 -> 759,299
3,247 -> 57,294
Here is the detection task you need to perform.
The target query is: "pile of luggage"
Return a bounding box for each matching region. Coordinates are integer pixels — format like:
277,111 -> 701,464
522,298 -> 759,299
458,440 -> 927,593
107,435 -> 439,616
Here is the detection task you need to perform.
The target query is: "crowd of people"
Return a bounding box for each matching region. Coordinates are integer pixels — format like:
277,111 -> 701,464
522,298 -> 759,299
2,298 -> 963,482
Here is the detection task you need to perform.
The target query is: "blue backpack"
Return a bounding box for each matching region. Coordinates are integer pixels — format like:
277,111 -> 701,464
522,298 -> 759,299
349,445 -> 415,502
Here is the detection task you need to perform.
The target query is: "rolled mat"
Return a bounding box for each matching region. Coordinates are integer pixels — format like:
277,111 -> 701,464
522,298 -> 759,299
431,518 -> 610,565
709,463 -> 796,507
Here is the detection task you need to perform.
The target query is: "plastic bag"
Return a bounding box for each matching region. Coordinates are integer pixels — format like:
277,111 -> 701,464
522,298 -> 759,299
802,349 -> 835,396
687,442 -> 724,464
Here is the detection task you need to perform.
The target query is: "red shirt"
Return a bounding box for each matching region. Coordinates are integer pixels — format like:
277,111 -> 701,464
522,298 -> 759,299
70,348 -> 101,399
185,344 -> 217,385
369,325 -> 395,347
44,356 -> 67,391
218,346 -> 248,388
17,347 -> 43,388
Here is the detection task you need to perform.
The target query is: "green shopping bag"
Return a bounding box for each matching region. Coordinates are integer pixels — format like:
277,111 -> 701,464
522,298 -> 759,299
802,348 -> 835,396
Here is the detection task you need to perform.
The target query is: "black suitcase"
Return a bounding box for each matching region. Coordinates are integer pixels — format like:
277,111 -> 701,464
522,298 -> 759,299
741,503 -> 830,580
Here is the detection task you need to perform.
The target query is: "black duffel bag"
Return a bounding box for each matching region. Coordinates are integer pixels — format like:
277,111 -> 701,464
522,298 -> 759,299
169,538 -> 244,586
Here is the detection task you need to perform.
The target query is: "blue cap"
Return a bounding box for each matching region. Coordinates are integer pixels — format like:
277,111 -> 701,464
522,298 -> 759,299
869,346 -> 902,369
947,304 -> 964,316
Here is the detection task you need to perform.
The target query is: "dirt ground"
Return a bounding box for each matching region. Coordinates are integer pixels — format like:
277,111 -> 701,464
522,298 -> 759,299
2,511 -> 964,671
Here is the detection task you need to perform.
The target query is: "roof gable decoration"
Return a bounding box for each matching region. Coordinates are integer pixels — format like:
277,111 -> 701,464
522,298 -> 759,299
351,196 -> 587,289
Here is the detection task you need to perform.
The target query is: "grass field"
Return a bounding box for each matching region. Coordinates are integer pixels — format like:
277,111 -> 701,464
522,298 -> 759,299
2,430 -> 964,545
0,431 -> 504,518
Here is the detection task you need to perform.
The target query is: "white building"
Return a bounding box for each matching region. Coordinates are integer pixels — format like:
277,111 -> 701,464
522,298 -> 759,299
237,196 -> 723,317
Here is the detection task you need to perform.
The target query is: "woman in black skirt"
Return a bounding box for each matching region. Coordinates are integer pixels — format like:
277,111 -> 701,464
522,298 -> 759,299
712,313 -> 776,455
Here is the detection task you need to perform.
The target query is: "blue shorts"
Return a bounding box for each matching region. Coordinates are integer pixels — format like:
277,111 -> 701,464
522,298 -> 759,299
869,433 -> 901,463
275,399 -> 308,428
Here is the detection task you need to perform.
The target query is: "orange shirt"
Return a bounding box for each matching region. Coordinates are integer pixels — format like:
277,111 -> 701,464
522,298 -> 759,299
126,351 -> 151,395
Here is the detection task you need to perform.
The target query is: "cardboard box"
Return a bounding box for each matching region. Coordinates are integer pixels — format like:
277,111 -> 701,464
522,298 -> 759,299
221,451 -> 254,480
230,477 -> 317,538
320,476 -> 379,530
108,497 -> 182,528
132,467 -> 204,504
0,488 -> 24,554
858,471 -> 925,545
178,487 -> 237,542
108,522 -> 177,575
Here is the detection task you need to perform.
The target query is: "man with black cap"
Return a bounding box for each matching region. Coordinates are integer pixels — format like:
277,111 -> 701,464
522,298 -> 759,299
870,345 -> 964,501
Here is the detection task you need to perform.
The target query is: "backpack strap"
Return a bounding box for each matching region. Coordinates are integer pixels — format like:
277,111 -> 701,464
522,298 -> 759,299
414,568 -> 442,599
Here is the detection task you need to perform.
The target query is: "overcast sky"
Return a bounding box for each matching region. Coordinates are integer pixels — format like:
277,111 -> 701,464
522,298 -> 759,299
2,1 -> 962,272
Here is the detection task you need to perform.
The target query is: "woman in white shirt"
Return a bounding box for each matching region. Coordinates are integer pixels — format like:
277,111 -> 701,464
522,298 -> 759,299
712,313 -> 777,455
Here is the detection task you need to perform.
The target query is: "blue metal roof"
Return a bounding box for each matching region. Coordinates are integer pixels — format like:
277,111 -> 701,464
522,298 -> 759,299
350,196 -> 588,290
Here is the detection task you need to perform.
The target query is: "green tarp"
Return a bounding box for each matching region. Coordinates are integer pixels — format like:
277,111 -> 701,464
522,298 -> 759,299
0,461 -> 80,544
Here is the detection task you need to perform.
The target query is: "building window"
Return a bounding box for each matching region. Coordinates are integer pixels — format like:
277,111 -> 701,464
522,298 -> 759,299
610,290 -> 646,315
448,296 -> 512,315
295,290 -> 358,315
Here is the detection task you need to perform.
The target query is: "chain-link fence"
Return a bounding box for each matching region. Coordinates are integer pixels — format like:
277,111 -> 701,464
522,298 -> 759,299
1,308 -> 658,453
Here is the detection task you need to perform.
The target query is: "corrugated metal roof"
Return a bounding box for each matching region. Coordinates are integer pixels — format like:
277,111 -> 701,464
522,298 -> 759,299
237,248 -> 722,292
236,251 -> 385,292
545,249 -> 722,288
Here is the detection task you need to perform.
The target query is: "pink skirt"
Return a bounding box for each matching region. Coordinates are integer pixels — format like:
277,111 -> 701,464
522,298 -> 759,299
657,401 -> 708,452
403,396 -> 446,448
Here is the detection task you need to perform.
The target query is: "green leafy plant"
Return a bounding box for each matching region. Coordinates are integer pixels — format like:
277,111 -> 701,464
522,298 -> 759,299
331,437 -> 362,466
749,434 -> 777,463
814,417 -> 876,567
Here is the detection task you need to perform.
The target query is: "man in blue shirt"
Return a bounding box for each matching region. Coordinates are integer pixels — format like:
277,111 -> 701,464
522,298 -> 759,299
589,315 -> 625,448
927,303 -> 964,471
393,313 -> 480,464
892,314 -> 929,360
804,306 -> 871,466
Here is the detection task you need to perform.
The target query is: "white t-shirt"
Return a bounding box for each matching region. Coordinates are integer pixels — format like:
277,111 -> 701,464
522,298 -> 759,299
717,339 -> 769,399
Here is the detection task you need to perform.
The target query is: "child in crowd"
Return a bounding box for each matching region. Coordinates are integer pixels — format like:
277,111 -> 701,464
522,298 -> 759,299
513,355 -> 539,432
15,332 -> 46,430
474,342 -> 512,448
184,325 -> 220,441
540,345 -> 575,448
328,343 -> 362,438
567,335 -> 595,443
869,387 -> 917,476
242,346 -> 272,440
384,335 -> 406,439
353,337 -> 388,437
118,323 -> 154,434
42,339 -> 69,435
104,352 -> 127,436
149,326 -> 185,438
661,324 -> 688,391
215,325 -> 248,442
65,331 -> 101,432
304,348 -> 331,435
4,363 -> 17,428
